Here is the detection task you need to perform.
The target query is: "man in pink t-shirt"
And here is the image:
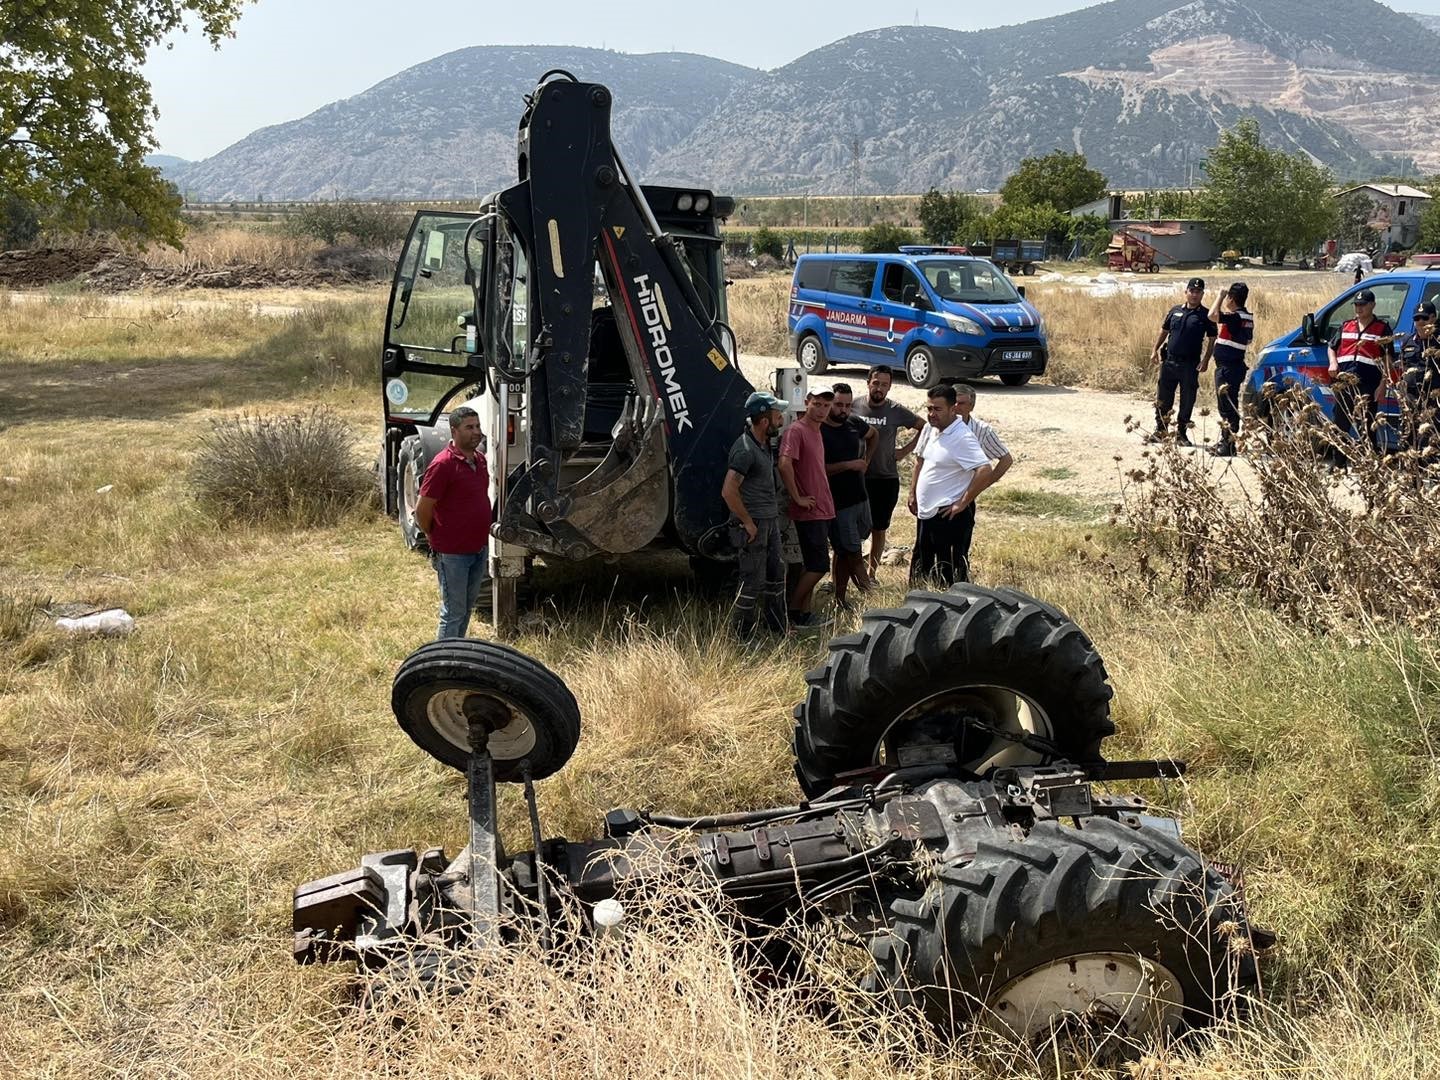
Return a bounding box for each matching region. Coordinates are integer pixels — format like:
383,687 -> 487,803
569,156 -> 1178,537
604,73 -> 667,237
778,386 -> 836,626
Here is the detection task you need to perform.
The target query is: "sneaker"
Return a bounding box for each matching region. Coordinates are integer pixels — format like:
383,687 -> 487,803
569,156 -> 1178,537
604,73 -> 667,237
1176,434 -> 1194,447
1206,440 -> 1235,457
1143,430 -> 1167,445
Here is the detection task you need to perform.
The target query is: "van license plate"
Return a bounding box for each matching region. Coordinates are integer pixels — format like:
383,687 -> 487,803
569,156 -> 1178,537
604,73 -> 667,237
1001,350 -> 1032,362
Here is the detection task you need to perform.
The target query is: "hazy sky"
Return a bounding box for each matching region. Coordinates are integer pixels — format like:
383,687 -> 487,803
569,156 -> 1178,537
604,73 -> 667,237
144,0 -> 1440,160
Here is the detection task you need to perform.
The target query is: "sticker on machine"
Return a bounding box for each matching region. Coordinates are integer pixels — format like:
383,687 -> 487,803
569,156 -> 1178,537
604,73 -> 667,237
707,347 -> 728,370
385,378 -> 410,406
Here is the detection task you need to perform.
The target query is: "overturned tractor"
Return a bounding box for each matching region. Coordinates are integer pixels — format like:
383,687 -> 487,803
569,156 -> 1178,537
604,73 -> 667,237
293,584 -> 1263,1054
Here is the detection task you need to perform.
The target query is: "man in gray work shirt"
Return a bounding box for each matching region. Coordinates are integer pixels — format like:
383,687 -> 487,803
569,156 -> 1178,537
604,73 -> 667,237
720,391 -> 788,640
854,367 -> 924,576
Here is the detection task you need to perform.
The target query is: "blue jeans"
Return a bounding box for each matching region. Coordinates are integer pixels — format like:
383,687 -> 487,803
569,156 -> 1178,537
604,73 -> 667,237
433,549 -> 489,639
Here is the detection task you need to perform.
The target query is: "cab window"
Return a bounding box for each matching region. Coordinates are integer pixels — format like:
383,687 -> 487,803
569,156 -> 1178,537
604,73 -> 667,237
389,216 -> 477,356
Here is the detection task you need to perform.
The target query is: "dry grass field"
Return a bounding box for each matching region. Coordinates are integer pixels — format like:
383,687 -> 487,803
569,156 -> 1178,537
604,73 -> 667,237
2,287 -> 1438,1077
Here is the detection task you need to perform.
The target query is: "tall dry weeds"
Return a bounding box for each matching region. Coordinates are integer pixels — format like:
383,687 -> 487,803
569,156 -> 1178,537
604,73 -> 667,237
1119,385 -> 1440,632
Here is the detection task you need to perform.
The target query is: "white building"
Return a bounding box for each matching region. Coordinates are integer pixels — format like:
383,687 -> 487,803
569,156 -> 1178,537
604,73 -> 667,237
1333,184 -> 1431,250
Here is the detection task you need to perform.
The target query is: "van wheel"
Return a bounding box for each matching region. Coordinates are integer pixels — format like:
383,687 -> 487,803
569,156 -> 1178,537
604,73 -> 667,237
797,334 -> 828,376
1000,373 -> 1032,387
906,346 -> 941,390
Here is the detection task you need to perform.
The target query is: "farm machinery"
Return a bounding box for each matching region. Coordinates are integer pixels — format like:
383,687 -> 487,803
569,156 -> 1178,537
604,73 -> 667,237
1107,230 -> 1162,273
292,584 -> 1265,1058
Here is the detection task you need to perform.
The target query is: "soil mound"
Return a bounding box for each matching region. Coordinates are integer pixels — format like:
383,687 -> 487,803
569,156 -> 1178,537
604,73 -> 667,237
1,246 -> 384,291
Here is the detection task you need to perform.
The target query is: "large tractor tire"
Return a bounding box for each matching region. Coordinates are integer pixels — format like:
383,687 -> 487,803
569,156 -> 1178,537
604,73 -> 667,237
866,817 -> 1258,1053
392,639 -> 580,781
792,584 -> 1114,796
396,436 -> 431,554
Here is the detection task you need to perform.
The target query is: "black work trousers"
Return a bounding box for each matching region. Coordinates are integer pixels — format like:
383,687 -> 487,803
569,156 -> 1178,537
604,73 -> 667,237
1332,360 -> 1383,444
732,516 -> 786,639
1214,358 -> 1247,443
909,503 -> 977,589
1155,358 -> 1200,436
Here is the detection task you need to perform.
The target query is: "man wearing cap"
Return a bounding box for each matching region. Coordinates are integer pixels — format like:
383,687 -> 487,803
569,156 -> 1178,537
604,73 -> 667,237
1399,301 -> 1440,449
820,382 -> 878,608
1206,282 -> 1255,457
1149,278 -> 1218,446
721,391 -> 788,640
779,386 -> 837,626
854,367 -> 924,576
1329,288 -> 1395,446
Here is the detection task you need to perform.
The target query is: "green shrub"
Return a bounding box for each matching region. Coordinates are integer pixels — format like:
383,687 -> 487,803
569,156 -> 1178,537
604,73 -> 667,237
190,408 -> 375,527
859,222 -> 916,253
750,226 -> 784,260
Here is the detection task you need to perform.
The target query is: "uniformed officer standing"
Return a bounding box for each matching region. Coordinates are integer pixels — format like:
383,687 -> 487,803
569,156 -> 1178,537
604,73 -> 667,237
1399,300 -> 1440,449
1328,288 -> 1395,446
1149,277 -> 1217,446
1206,281 -> 1255,457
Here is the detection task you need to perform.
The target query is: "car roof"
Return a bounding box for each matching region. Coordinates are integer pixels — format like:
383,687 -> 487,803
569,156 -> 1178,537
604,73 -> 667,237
797,252 -> 988,264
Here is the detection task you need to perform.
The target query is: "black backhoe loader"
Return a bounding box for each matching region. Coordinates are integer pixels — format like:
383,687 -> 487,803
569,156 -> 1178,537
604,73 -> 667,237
377,72 -> 795,632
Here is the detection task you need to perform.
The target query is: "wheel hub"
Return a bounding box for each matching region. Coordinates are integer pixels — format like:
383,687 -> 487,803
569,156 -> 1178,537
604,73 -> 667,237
425,689 -> 538,760
884,685 -> 1055,774
983,952 -> 1185,1050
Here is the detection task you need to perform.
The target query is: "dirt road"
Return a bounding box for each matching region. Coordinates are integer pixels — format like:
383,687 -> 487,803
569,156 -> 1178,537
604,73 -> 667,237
742,355 -> 1259,512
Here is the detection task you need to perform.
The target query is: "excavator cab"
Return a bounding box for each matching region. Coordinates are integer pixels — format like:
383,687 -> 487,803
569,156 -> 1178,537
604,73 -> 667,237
378,73 -> 753,631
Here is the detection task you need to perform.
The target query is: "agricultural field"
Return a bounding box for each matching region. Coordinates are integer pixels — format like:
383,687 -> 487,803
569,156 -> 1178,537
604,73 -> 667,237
2,258 -> 1437,1077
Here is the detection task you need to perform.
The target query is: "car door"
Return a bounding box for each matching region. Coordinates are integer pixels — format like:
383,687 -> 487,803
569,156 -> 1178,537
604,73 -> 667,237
872,260 -> 929,367
821,259 -> 879,364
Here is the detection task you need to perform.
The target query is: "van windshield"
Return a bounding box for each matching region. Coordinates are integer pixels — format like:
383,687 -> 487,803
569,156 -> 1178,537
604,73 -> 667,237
919,260 -> 1021,304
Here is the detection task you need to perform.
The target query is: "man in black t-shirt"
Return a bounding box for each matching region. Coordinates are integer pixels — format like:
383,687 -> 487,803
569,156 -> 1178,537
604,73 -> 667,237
1149,277 -> 1218,446
721,391 -> 788,640
1400,301 -> 1440,450
820,383 -> 877,607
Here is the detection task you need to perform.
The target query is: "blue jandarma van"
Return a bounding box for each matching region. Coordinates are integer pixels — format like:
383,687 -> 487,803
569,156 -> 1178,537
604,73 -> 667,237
787,251 -> 1048,387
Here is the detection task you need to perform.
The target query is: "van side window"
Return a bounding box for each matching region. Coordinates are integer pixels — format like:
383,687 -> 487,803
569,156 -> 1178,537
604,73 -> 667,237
795,261 -> 828,291
880,263 -> 924,303
829,261 -> 877,298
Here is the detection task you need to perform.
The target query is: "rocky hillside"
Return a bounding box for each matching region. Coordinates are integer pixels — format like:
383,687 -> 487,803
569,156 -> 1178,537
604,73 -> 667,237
176,0 -> 1440,199
174,48 -> 757,201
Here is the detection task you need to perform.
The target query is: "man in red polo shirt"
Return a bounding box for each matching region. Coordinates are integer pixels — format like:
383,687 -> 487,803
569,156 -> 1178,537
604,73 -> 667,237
416,406 -> 492,639
778,386 -> 836,627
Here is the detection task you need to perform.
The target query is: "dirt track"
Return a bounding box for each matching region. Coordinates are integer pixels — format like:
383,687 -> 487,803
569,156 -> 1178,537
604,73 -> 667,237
742,354 -> 1259,511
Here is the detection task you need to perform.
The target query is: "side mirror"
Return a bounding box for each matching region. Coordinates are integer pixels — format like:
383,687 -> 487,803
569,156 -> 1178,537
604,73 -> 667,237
1301,312 -> 1316,345
1016,285 -> 1026,298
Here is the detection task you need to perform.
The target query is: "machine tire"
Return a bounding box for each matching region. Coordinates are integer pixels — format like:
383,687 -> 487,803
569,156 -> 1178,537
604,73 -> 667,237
905,345 -> 942,390
866,817 -> 1257,1049
1000,373 -> 1032,387
797,333 -> 829,376
392,638 -> 580,781
791,584 -> 1114,796
397,436 -> 431,555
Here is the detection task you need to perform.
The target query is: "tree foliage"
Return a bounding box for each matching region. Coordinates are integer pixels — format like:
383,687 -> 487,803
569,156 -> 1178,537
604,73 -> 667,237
750,225 -> 784,260
285,202 -> 410,249
860,222 -> 916,253
917,189 -> 985,244
1415,178 -> 1440,253
1194,118 -> 1337,262
1,2 -> 249,247
999,151 -> 1107,212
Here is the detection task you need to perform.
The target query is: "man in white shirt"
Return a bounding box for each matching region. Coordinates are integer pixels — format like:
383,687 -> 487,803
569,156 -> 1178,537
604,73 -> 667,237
907,384 -> 995,587
954,384 -> 1013,484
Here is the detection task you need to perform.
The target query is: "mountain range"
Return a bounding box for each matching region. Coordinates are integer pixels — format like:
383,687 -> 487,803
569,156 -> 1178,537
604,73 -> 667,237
170,0 -> 1440,201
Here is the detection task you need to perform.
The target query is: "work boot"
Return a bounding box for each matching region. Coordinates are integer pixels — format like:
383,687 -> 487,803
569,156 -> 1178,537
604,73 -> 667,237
1207,439 -> 1235,457
1143,429 -> 1167,445
1176,433 -> 1193,448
